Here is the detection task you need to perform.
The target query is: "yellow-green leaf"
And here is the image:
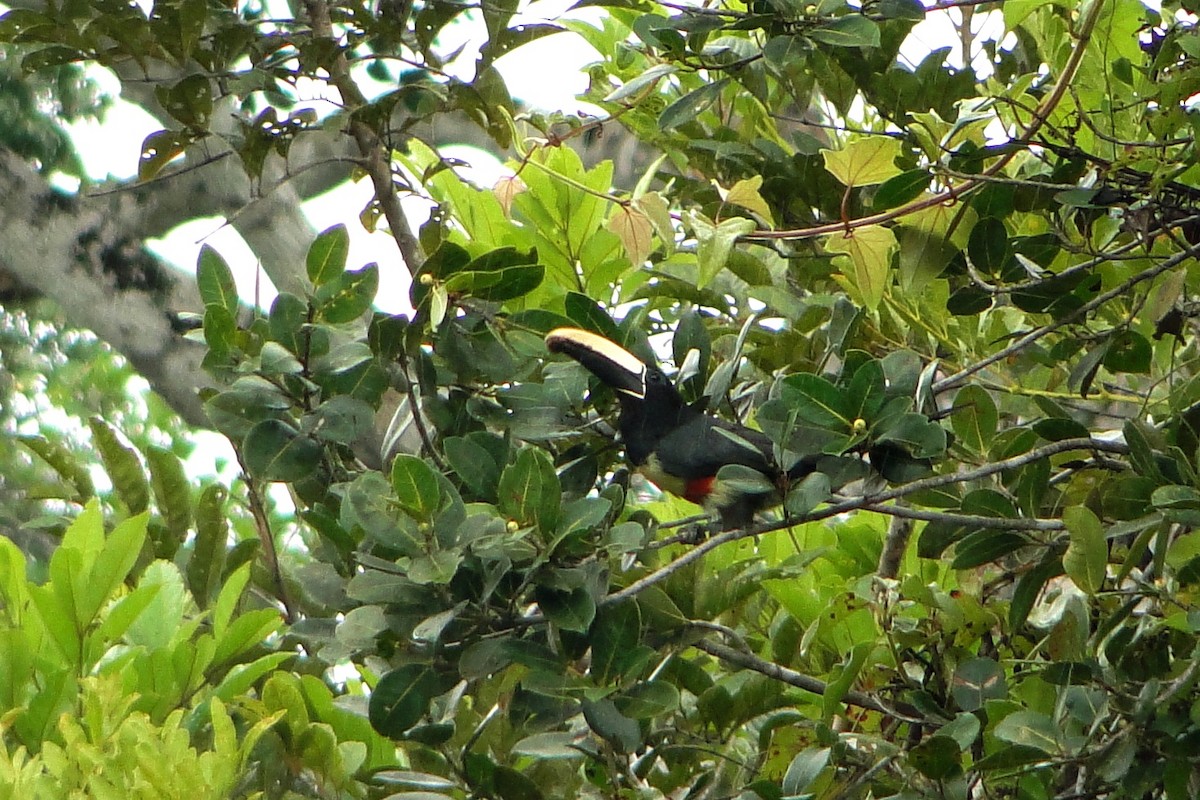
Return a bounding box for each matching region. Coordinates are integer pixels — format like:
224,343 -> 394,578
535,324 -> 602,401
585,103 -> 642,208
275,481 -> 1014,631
821,136 -> 904,187
686,211 -> 757,288
632,192 -> 674,255
825,224 -> 897,311
607,204 -> 654,266
722,175 -> 775,227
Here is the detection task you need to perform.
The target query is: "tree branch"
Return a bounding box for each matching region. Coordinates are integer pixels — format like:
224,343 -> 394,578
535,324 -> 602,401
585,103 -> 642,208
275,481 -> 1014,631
692,639 -> 926,724
933,247 -> 1197,394
302,0 -> 424,274
0,150 -> 210,426
605,437 -> 1128,606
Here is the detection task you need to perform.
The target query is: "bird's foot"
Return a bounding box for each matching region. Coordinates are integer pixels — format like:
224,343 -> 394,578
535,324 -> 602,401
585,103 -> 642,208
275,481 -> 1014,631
679,521 -> 719,545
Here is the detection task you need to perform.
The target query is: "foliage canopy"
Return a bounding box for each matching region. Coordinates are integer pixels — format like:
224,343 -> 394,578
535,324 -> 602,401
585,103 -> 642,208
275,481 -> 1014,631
4,0 -> 1200,797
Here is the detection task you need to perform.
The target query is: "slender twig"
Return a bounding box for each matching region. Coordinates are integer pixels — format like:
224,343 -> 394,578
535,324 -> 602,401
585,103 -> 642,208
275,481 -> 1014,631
693,639 -> 926,724
235,453 -> 296,622
393,347 -> 447,470
876,513 -> 914,580
863,503 -> 1065,531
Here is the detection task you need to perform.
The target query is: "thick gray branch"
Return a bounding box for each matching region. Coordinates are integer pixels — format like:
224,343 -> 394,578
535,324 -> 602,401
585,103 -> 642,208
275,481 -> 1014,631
0,150 -> 210,426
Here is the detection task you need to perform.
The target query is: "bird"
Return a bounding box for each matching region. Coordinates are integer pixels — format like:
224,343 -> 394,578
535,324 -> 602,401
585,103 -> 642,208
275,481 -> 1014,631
545,327 -> 816,532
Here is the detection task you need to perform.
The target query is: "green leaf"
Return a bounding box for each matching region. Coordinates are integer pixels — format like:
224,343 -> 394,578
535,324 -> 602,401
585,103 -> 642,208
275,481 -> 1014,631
780,373 -> 852,429
874,412 -> 946,458
444,264 -> 545,301
715,463 -> 776,495
785,471 -> 831,516
807,14 -> 880,47
188,483 -> 228,606
822,642 -> 869,722
1063,505 -> 1106,594
146,445 -> 191,557
212,562 -> 251,642
80,512 -> 148,626
307,224 -> 350,286
139,129 -> 198,181
993,710 -> 1059,754
212,607 -> 283,667
201,305 -> 236,363
658,78 -> 730,130
126,561 -> 189,650
848,358 -> 886,422
494,766 -> 544,800
685,211 -> 758,288
825,224 -> 897,310
93,579 -> 161,645
940,712 -> 982,750
582,698 -> 641,752
391,455 -> 442,522
615,681 -> 680,719
305,395 -> 374,444
444,435 -> 504,499
215,653 -> 294,703
877,0 -> 924,20
369,665 -> 446,737
1103,329 -> 1151,374
604,63 -> 677,102
590,601 -> 642,684
951,530 -> 1028,569
497,447 -> 561,533
1032,417 -> 1090,441
951,385 -> 997,455
967,216 -> 1010,274
1010,554 -> 1064,631
314,263 -> 379,323
782,748 -> 830,795
822,137 -> 902,187
267,293 -> 308,355
197,244 -> 238,315
159,74 -> 212,127
89,417 -> 149,514
951,656 -> 1006,711
563,292 -> 623,340
909,735 -> 961,780
242,419 -> 323,482
18,434 -> 94,501
537,586 -> 595,632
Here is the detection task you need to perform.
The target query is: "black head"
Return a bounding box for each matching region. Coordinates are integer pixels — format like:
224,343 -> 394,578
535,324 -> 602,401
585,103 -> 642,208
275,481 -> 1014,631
546,327 -> 690,465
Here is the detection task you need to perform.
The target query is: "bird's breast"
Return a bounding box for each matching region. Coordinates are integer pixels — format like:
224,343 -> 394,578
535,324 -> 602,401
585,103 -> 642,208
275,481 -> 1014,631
636,453 -> 691,501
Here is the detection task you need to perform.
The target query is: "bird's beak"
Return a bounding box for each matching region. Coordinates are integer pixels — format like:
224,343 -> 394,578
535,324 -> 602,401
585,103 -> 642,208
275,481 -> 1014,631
545,327 -> 647,399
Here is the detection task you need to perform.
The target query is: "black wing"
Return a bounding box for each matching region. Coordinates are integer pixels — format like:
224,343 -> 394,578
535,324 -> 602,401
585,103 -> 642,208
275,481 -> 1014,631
652,415 -> 777,481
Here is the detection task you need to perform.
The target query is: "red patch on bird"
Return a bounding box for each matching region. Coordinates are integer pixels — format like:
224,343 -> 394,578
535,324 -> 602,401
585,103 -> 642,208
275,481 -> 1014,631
684,476 -> 715,504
